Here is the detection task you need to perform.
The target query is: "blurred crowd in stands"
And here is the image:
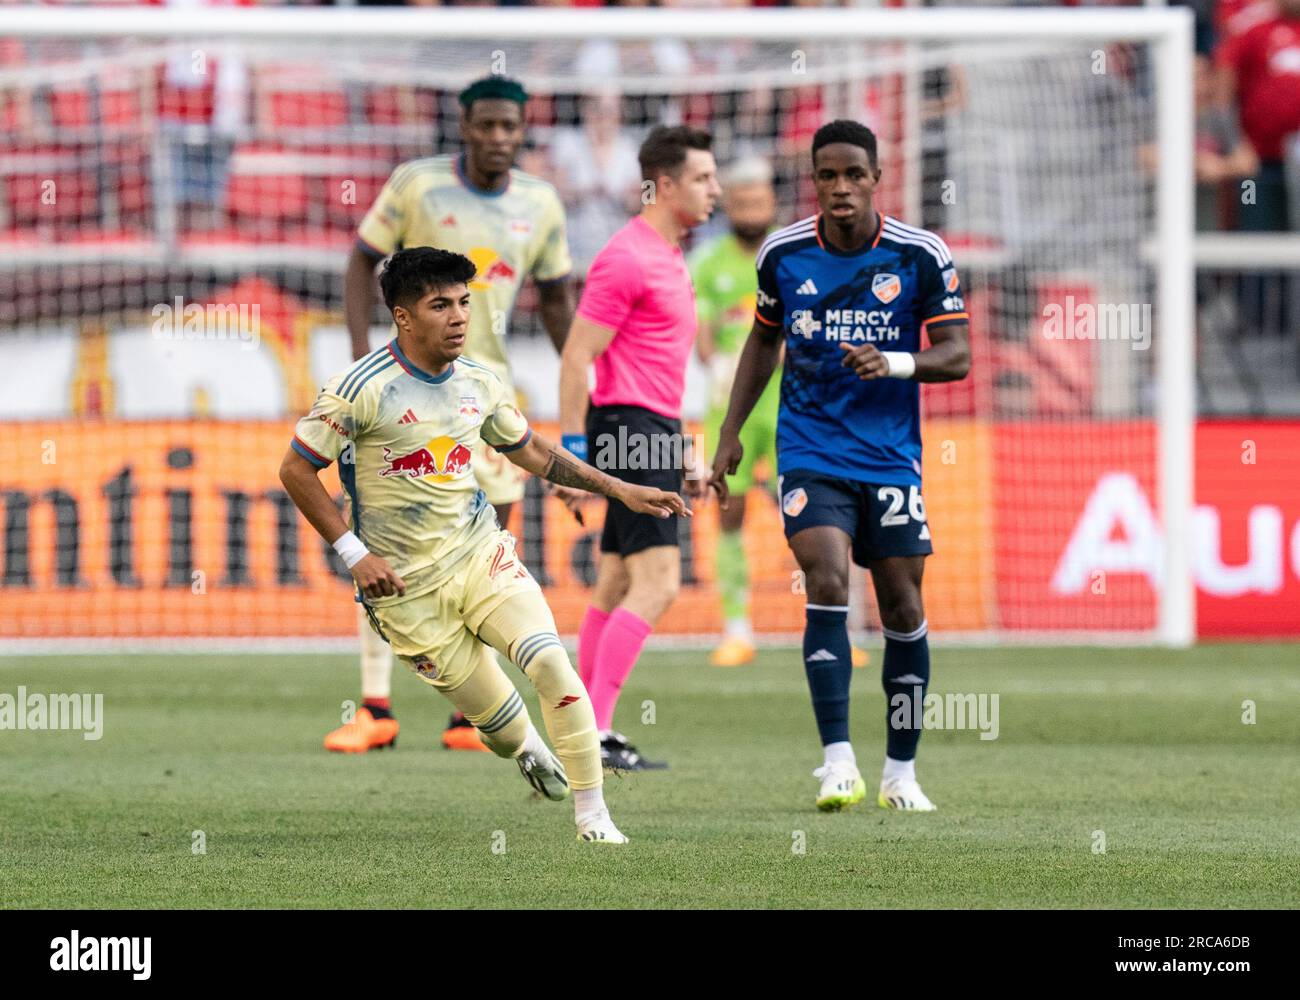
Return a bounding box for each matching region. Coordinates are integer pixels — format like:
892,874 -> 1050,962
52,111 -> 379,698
0,0 -> 1295,260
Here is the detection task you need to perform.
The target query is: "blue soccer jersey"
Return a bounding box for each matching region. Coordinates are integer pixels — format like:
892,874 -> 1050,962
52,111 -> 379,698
755,213 -> 968,487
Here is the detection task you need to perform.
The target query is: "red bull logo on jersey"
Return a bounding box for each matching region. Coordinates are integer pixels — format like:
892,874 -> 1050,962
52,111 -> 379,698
467,247 -> 517,291
378,436 -> 472,482
871,273 -> 901,304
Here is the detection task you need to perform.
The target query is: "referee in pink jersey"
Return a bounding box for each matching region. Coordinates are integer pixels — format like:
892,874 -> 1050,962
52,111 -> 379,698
559,125 -> 721,770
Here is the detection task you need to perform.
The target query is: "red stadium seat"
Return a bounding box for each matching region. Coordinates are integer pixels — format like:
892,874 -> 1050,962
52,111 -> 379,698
365,86 -> 435,126
48,84 -> 143,129
266,88 -> 350,128
2,146 -> 98,230
323,172 -> 386,230
227,172 -> 310,221
49,87 -> 93,128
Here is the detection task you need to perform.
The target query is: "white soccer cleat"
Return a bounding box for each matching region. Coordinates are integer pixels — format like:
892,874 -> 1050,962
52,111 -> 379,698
813,762 -> 867,812
515,747 -> 570,802
576,809 -> 628,845
877,776 -> 936,812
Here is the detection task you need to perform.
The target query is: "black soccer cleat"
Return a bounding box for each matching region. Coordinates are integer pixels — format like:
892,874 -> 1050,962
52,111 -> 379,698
600,730 -> 668,772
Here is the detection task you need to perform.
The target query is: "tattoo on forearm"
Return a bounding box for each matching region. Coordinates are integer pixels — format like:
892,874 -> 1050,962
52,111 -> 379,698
543,448 -> 609,493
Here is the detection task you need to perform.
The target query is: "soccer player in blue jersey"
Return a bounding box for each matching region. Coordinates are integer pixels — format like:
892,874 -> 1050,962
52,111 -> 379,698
709,120 -> 970,812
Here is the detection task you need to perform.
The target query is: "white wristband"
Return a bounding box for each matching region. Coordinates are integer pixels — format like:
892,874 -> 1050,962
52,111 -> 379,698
880,351 -> 916,379
332,530 -> 369,569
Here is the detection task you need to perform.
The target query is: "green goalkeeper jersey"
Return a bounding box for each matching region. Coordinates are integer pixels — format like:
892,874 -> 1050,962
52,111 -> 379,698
689,231 -> 782,416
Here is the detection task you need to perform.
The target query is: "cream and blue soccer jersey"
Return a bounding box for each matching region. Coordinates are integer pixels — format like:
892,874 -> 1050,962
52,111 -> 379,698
291,341 -> 532,607
356,153 -> 572,385
755,213 -> 968,488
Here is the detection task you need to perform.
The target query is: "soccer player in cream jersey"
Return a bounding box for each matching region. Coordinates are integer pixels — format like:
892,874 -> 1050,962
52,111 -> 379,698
281,248 -> 689,844
335,75 -> 575,753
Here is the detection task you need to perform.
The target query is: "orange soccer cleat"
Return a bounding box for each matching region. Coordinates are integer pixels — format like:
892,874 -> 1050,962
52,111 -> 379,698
710,636 -> 756,668
323,707 -> 399,753
441,713 -> 490,752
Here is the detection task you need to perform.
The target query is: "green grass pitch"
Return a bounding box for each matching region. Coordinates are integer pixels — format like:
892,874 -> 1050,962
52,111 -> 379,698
1,644 -> 1297,908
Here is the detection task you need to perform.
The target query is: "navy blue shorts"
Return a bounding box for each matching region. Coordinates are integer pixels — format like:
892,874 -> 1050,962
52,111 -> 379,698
777,468 -> 933,566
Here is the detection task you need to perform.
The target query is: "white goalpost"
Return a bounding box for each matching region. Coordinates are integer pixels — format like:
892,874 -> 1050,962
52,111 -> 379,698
0,6 -> 1195,649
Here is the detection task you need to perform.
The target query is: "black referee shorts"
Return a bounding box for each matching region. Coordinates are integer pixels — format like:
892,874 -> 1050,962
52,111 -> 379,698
587,403 -> 683,557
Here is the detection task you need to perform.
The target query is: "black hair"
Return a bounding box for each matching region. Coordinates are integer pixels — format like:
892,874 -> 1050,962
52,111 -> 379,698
378,247 -> 476,313
811,119 -> 878,170
638,124 -> 713,184
458,75 -> 528,115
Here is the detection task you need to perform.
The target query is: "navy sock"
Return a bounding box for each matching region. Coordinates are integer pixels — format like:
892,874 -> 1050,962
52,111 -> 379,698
881,620 -> 931,761
803,606 -> 853,746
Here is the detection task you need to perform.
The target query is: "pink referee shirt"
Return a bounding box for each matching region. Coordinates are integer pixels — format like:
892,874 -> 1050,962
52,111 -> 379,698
576,215 -> 697,420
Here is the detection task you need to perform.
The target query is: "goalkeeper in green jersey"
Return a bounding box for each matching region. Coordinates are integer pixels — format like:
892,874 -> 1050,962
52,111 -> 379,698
691,158 -> 782,667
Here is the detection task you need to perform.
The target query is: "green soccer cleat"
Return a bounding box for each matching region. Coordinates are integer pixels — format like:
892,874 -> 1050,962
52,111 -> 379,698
813,762 -> 867,812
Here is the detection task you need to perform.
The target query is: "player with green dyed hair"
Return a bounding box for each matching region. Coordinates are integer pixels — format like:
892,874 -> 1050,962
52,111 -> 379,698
691,158 -> 781,667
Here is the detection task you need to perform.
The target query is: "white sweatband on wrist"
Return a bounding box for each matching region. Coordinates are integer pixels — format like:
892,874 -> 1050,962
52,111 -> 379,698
332,530 -> 369,569
880,351 -> 916,379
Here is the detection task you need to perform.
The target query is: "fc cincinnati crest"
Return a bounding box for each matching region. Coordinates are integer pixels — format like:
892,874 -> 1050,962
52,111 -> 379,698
459,395 -> 481,420
871,273 -> 902,304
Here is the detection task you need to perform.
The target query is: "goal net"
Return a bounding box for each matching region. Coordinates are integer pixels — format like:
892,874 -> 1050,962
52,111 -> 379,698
0,7 -> 1194,648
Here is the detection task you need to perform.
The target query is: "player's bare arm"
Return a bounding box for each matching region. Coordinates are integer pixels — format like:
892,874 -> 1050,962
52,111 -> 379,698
709,316 -> 783,506
278,447 -> 406,599
558,314 -> 618,437
695,312 -> 717,363
839,321 -> 970,382
536,278 -> 575,354
344,244 -> 384,361
505,430 -> 691,520
553,315 -> 620,513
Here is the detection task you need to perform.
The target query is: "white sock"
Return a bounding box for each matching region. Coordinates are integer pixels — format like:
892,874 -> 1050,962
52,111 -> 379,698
358,606 -> 393,700
883,756 -> 916,784
515,722 -> 549,760
823,741 -> 856,768
574,786 -> 606,826
725,618 -> 752,641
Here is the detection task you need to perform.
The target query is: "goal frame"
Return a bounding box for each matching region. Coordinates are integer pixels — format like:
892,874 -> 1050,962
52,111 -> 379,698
0,6 -> 1197,648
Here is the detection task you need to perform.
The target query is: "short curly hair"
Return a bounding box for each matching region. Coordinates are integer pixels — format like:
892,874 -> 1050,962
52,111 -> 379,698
378,247 -> 477,313
811,119 -> 878,170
